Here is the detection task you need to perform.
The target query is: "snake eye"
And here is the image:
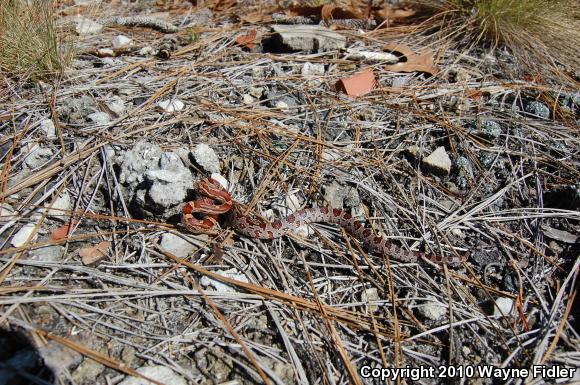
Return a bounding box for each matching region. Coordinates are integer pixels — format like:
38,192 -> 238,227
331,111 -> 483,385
192,212 -> 206,220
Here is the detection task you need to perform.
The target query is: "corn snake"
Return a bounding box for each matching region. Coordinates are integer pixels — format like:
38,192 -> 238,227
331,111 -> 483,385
182,178 -> 466,264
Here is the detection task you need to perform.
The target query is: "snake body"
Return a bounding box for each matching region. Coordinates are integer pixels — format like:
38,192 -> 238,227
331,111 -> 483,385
182,178 -> 466,264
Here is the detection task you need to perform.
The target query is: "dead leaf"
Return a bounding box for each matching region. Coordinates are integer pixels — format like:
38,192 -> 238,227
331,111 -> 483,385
50,220 -> 77,241
238,12 -> 272,24
336,69 -> 376,97
80,241 -> 111,266
373,4 -> 416,24
321,4 -> 335,21
383,43 -> 438,76
288,5 -> 364,21
235,29 -> 257,49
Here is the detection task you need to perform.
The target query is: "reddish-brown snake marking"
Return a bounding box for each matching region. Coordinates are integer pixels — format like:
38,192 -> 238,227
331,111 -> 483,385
182,178 -> 467,264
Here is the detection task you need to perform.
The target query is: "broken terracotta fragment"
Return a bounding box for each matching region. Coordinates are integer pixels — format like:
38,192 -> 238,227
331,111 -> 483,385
336,69 -> 376,97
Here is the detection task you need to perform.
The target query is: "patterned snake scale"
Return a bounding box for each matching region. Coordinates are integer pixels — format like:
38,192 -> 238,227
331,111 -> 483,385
182,178 -> 467,264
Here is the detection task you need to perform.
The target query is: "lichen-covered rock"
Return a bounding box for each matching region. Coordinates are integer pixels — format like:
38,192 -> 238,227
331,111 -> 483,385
524,101 -> 550,119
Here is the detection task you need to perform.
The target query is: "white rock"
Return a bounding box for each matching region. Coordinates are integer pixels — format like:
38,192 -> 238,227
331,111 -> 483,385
112,35 -> 132,49
422,146 -> 451,175
160,233 -> 196,258
97,48 -> 114,57
192,143 -> 220,173
345,49 -> 398,63
75,18 -> 103,34
301,62 -> 325,76
249,87 -> 264,98
209,173 -> 228,189
200,269 -> 248,293
292,224 -> 313,238
156,99 -> 184,113
87,112 -> 111,125
252,67 -> 265,78
361,287 -> 380,312
274,100 -> 289,110
118,365 -> 187,385
285,194 -> 301,212
44,191 -> 71,219
106,96 -> 126,115
39,119 -> 56,139
494,297 -> 514,317
242,94 -> 255,105
139,46 -> 154,56
12,224 -> 37,247
417,298 -> 447,321
392,76 -> 409,88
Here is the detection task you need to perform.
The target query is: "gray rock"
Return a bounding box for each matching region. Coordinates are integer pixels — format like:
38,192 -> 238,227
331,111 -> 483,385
106,96 -> 126,115
118,365 -> 188,385
87,111 -> 111,125
39,119 -> 56,139
270,24 -> 346,52
38,341 -> 83,376
324,181 -> 345,208
24,145 -> 54,169
265,90 -> 298,109
75,17 -> 103,34
160,233 -> 196,258
118,142 -> 163,187
301,62 -> 325,75
200,268 -> 249,293
417,297 -> 447,321
454,156 -> 474,190
249,87 -> 264,98
192,143 -> 220,173
145,168 -> 192,208
72,357 -> 105,383
422,146 -> 451,176
242,94 -> 255,105
30,245 -> 64,262
59,95 -> 98,123
44,191 -> 71,219
524,101 -> 550,119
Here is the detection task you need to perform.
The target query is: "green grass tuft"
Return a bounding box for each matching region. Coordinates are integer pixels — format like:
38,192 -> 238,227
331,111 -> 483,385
0,0 -> 75,82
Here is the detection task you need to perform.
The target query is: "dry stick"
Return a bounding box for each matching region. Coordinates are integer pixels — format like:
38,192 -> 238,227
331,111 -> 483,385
159,249 -> 393,337
443,264 -> 456,365
540,289 -> 577,364
382,253 -> 402,373
195,283 -> 272,385
244,138 -> 301,215
342,232 -> 388,369
303,266 -> 363,385
0,179 -> 70,285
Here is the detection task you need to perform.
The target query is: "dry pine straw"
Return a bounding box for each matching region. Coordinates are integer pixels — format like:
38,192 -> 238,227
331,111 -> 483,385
0,4 -> 579,385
